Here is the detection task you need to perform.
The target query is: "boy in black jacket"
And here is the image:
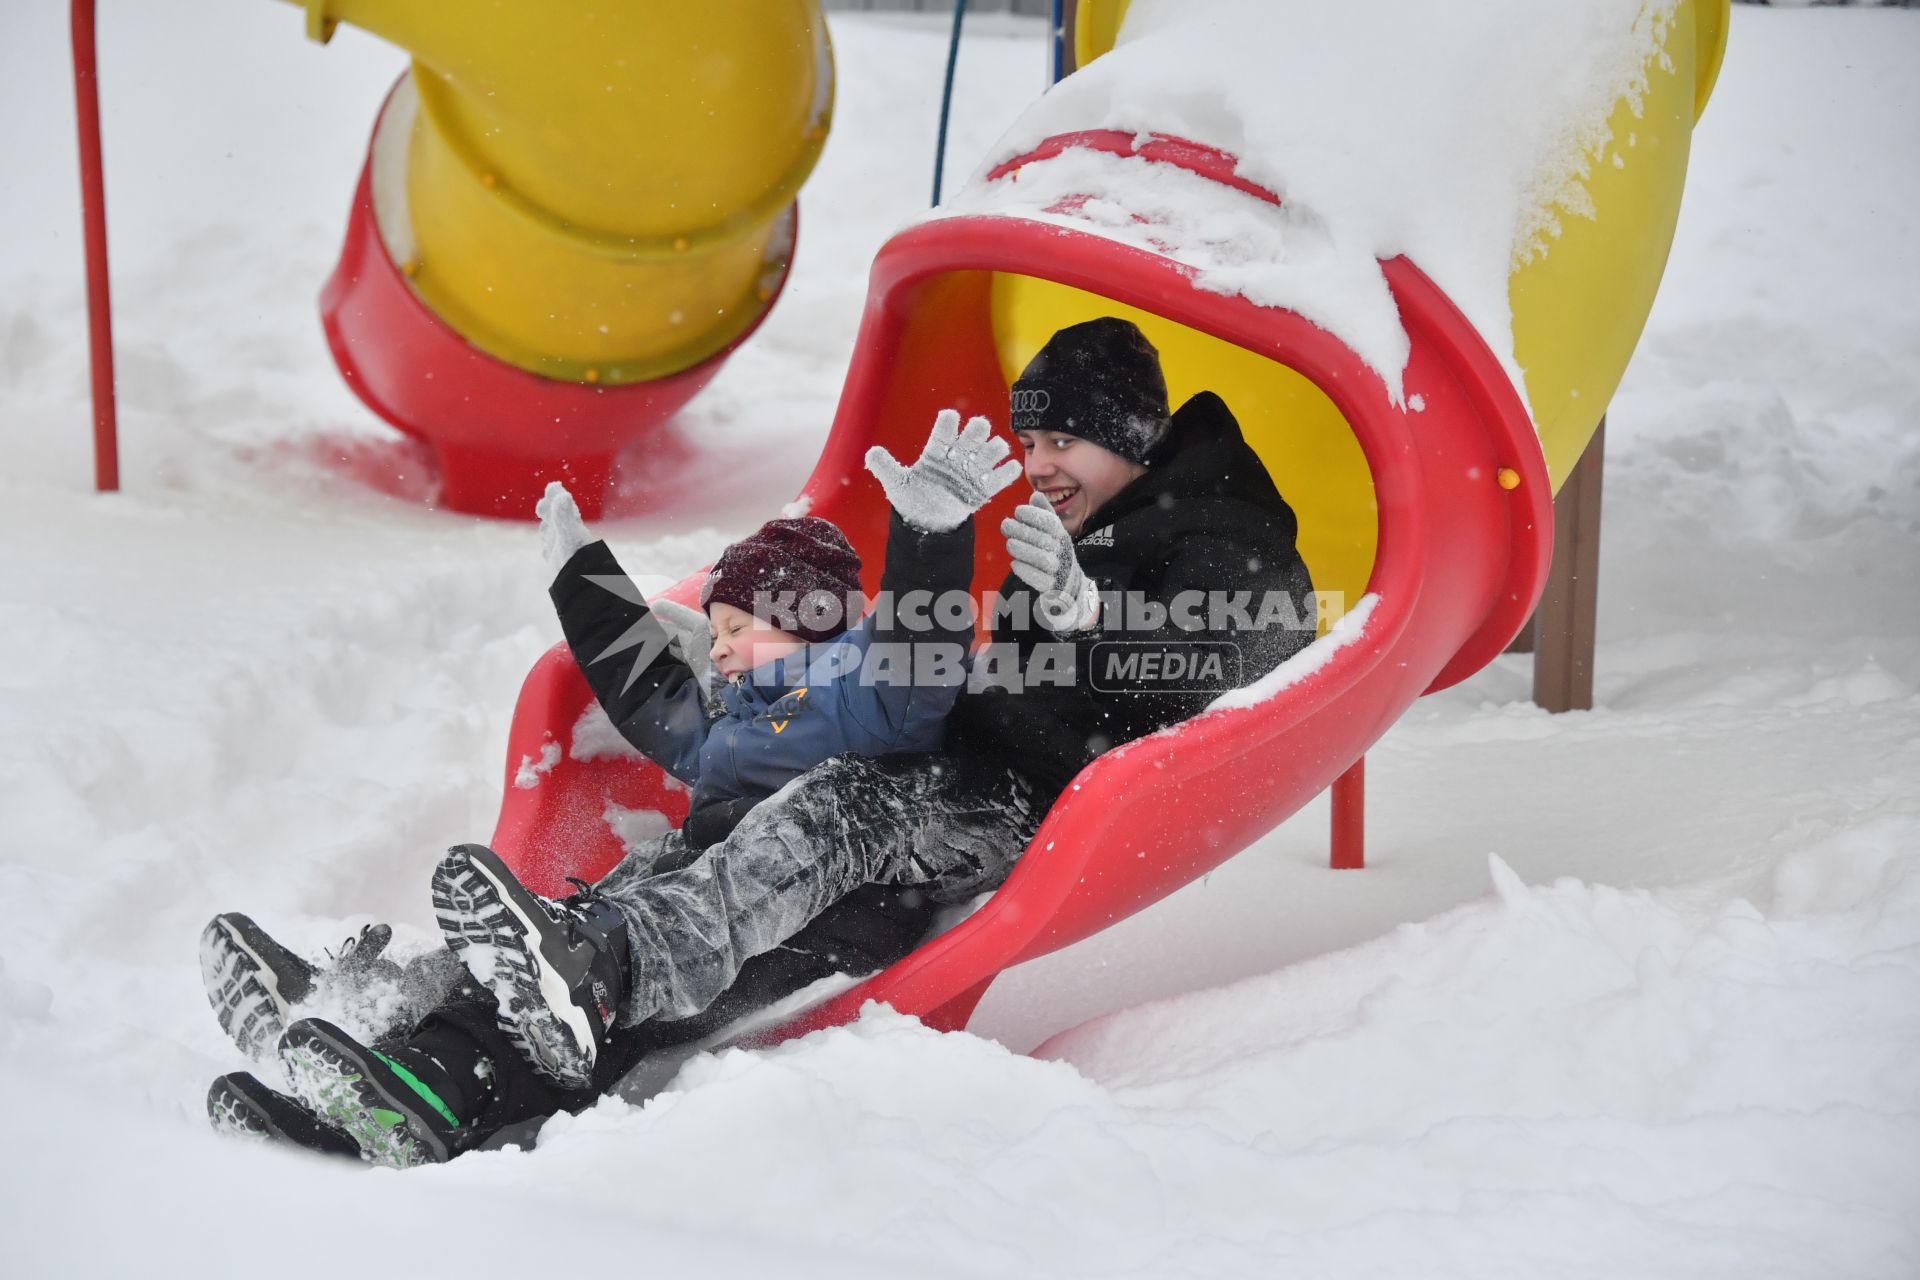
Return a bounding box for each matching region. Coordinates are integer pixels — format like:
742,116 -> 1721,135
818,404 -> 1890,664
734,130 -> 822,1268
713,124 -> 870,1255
419,317 -> 1318,1103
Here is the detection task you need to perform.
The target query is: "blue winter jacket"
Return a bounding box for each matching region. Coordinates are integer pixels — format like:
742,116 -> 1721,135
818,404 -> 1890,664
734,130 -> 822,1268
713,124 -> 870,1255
550,513 -> 975,849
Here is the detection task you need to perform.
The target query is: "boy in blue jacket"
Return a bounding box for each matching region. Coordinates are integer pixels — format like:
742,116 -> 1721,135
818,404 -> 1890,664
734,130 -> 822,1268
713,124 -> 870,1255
203,411 -> 1019,1166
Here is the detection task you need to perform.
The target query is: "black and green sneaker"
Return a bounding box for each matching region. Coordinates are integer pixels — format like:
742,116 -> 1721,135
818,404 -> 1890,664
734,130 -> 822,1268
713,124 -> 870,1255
277,1018 -> 467,1169
206,1070 -> 360,1159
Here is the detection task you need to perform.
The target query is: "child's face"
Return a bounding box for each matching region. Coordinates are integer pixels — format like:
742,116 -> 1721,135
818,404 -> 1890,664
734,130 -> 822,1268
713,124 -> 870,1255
707,602 -> 809,680
1016,430 -> 1148,536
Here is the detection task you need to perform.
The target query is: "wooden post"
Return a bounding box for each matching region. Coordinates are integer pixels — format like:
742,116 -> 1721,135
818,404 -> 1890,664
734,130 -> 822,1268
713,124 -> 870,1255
1531,418 -> 1606,712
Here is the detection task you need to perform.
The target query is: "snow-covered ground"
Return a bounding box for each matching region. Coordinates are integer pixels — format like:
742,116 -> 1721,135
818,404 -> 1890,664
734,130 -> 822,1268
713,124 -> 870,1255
3,4 -> 1917,1276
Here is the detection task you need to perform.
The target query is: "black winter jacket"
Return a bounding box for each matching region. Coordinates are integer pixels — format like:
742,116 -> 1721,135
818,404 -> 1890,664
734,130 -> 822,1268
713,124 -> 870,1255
948,391 -> 1315,800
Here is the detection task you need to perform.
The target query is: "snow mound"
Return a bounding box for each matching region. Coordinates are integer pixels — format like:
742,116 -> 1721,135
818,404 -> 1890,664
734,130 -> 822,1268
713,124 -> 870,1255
457,827 -> 1920,1277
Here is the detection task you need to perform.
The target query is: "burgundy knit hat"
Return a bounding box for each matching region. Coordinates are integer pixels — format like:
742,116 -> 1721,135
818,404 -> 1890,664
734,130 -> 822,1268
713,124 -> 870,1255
699,516 -> 864,644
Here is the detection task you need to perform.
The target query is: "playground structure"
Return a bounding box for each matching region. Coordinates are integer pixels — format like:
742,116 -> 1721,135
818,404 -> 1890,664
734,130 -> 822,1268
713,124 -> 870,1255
310,0 -> 834,517
68,1 -> 1729,1047
486,1 -> 1733,1043
72,0 -> 836,519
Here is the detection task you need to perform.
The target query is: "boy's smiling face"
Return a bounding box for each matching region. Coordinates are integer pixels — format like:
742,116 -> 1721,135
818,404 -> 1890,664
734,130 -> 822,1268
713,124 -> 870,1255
707,601 -> 808,680
1015,430 -> 1148,536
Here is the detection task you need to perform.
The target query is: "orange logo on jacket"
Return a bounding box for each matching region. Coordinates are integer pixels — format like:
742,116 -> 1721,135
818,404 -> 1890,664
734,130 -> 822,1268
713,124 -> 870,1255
768,687 -> 809,734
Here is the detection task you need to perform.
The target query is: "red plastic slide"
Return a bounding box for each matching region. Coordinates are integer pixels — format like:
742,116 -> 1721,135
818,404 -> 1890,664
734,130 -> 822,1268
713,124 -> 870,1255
488,133 -> 1552,1041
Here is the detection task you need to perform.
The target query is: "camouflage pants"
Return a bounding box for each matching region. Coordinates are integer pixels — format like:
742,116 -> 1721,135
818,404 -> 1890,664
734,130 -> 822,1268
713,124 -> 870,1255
593,752 -> 1043,1025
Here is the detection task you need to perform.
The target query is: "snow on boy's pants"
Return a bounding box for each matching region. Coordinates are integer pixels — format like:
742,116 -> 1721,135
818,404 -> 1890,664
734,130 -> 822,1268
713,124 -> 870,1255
593,752 -> 1044,1026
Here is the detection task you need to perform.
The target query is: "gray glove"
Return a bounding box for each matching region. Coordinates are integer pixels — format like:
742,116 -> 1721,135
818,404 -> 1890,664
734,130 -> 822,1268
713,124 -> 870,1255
865,409 -> 1023,533
536,481 -> 595,581
1002,493 -> 1101,632
649,597 -> 717,693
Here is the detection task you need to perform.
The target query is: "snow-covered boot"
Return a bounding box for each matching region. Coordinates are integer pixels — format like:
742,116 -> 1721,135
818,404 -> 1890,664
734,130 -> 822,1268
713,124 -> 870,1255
277,1018 -> 481,1169
430,843 -> 629,1089
199,912 -> 393,1062
205,1070 -> 360,1159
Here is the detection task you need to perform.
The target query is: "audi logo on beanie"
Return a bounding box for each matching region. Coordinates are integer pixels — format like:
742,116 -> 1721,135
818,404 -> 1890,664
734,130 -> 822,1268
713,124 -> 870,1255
1010,387 -> 1052,428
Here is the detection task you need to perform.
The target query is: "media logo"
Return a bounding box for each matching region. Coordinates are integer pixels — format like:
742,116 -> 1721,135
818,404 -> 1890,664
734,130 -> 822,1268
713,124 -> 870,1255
1088,641 -> 1243,693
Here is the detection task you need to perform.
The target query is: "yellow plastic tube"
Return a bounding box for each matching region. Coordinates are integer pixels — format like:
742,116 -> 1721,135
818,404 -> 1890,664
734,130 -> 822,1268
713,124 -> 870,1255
292,0 -> 832,384
1072,0 -> 1132,72
1510,0 -> 1730,489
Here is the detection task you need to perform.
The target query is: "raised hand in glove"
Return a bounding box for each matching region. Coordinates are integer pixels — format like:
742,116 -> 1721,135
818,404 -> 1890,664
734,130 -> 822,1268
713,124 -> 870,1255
536,480 -> 595,581
650,597 -> 717,693
865,408 -> 1023,533
1002,493 -> 1102,633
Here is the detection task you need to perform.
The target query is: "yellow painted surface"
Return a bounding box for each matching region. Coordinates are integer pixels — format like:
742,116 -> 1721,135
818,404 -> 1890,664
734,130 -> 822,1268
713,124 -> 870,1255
296,0 -> 831,383
991,275 -> 1378,619
1511,0 -> 1729,490
1072,0 -> 1133,70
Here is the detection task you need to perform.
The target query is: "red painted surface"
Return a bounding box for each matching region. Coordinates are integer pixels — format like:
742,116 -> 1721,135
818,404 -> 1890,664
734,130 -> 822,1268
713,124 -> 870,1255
488,647 -> 689,897
71,0 -> 119,494
318,78 -> 797,521
1331,756 -> 1365,870
986,128 -> 1287,209
489,131 -> 1553,1039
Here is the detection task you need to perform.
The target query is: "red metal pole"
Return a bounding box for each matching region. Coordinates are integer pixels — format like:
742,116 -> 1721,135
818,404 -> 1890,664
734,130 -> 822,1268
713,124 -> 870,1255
1331,754 -> 1365,870
71,0 -> 120,493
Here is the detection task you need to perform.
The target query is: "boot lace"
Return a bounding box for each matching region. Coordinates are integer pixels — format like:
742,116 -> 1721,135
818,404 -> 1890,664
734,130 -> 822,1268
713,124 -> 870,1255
324,923 -> 388,972
558,877 -> 605,948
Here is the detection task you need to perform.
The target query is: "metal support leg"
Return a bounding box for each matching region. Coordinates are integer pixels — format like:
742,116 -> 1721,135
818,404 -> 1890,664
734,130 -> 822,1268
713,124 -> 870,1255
71,0 -> 120,493
1331,755 -> 1364,870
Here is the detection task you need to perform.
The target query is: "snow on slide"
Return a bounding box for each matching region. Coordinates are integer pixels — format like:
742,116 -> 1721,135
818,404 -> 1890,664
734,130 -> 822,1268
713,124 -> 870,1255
975,0 -> 1686,404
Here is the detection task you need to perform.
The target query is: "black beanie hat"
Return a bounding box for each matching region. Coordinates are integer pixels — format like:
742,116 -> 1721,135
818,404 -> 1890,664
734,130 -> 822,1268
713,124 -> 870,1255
1009,317 -> 1171,465
699,516 -> 864,645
